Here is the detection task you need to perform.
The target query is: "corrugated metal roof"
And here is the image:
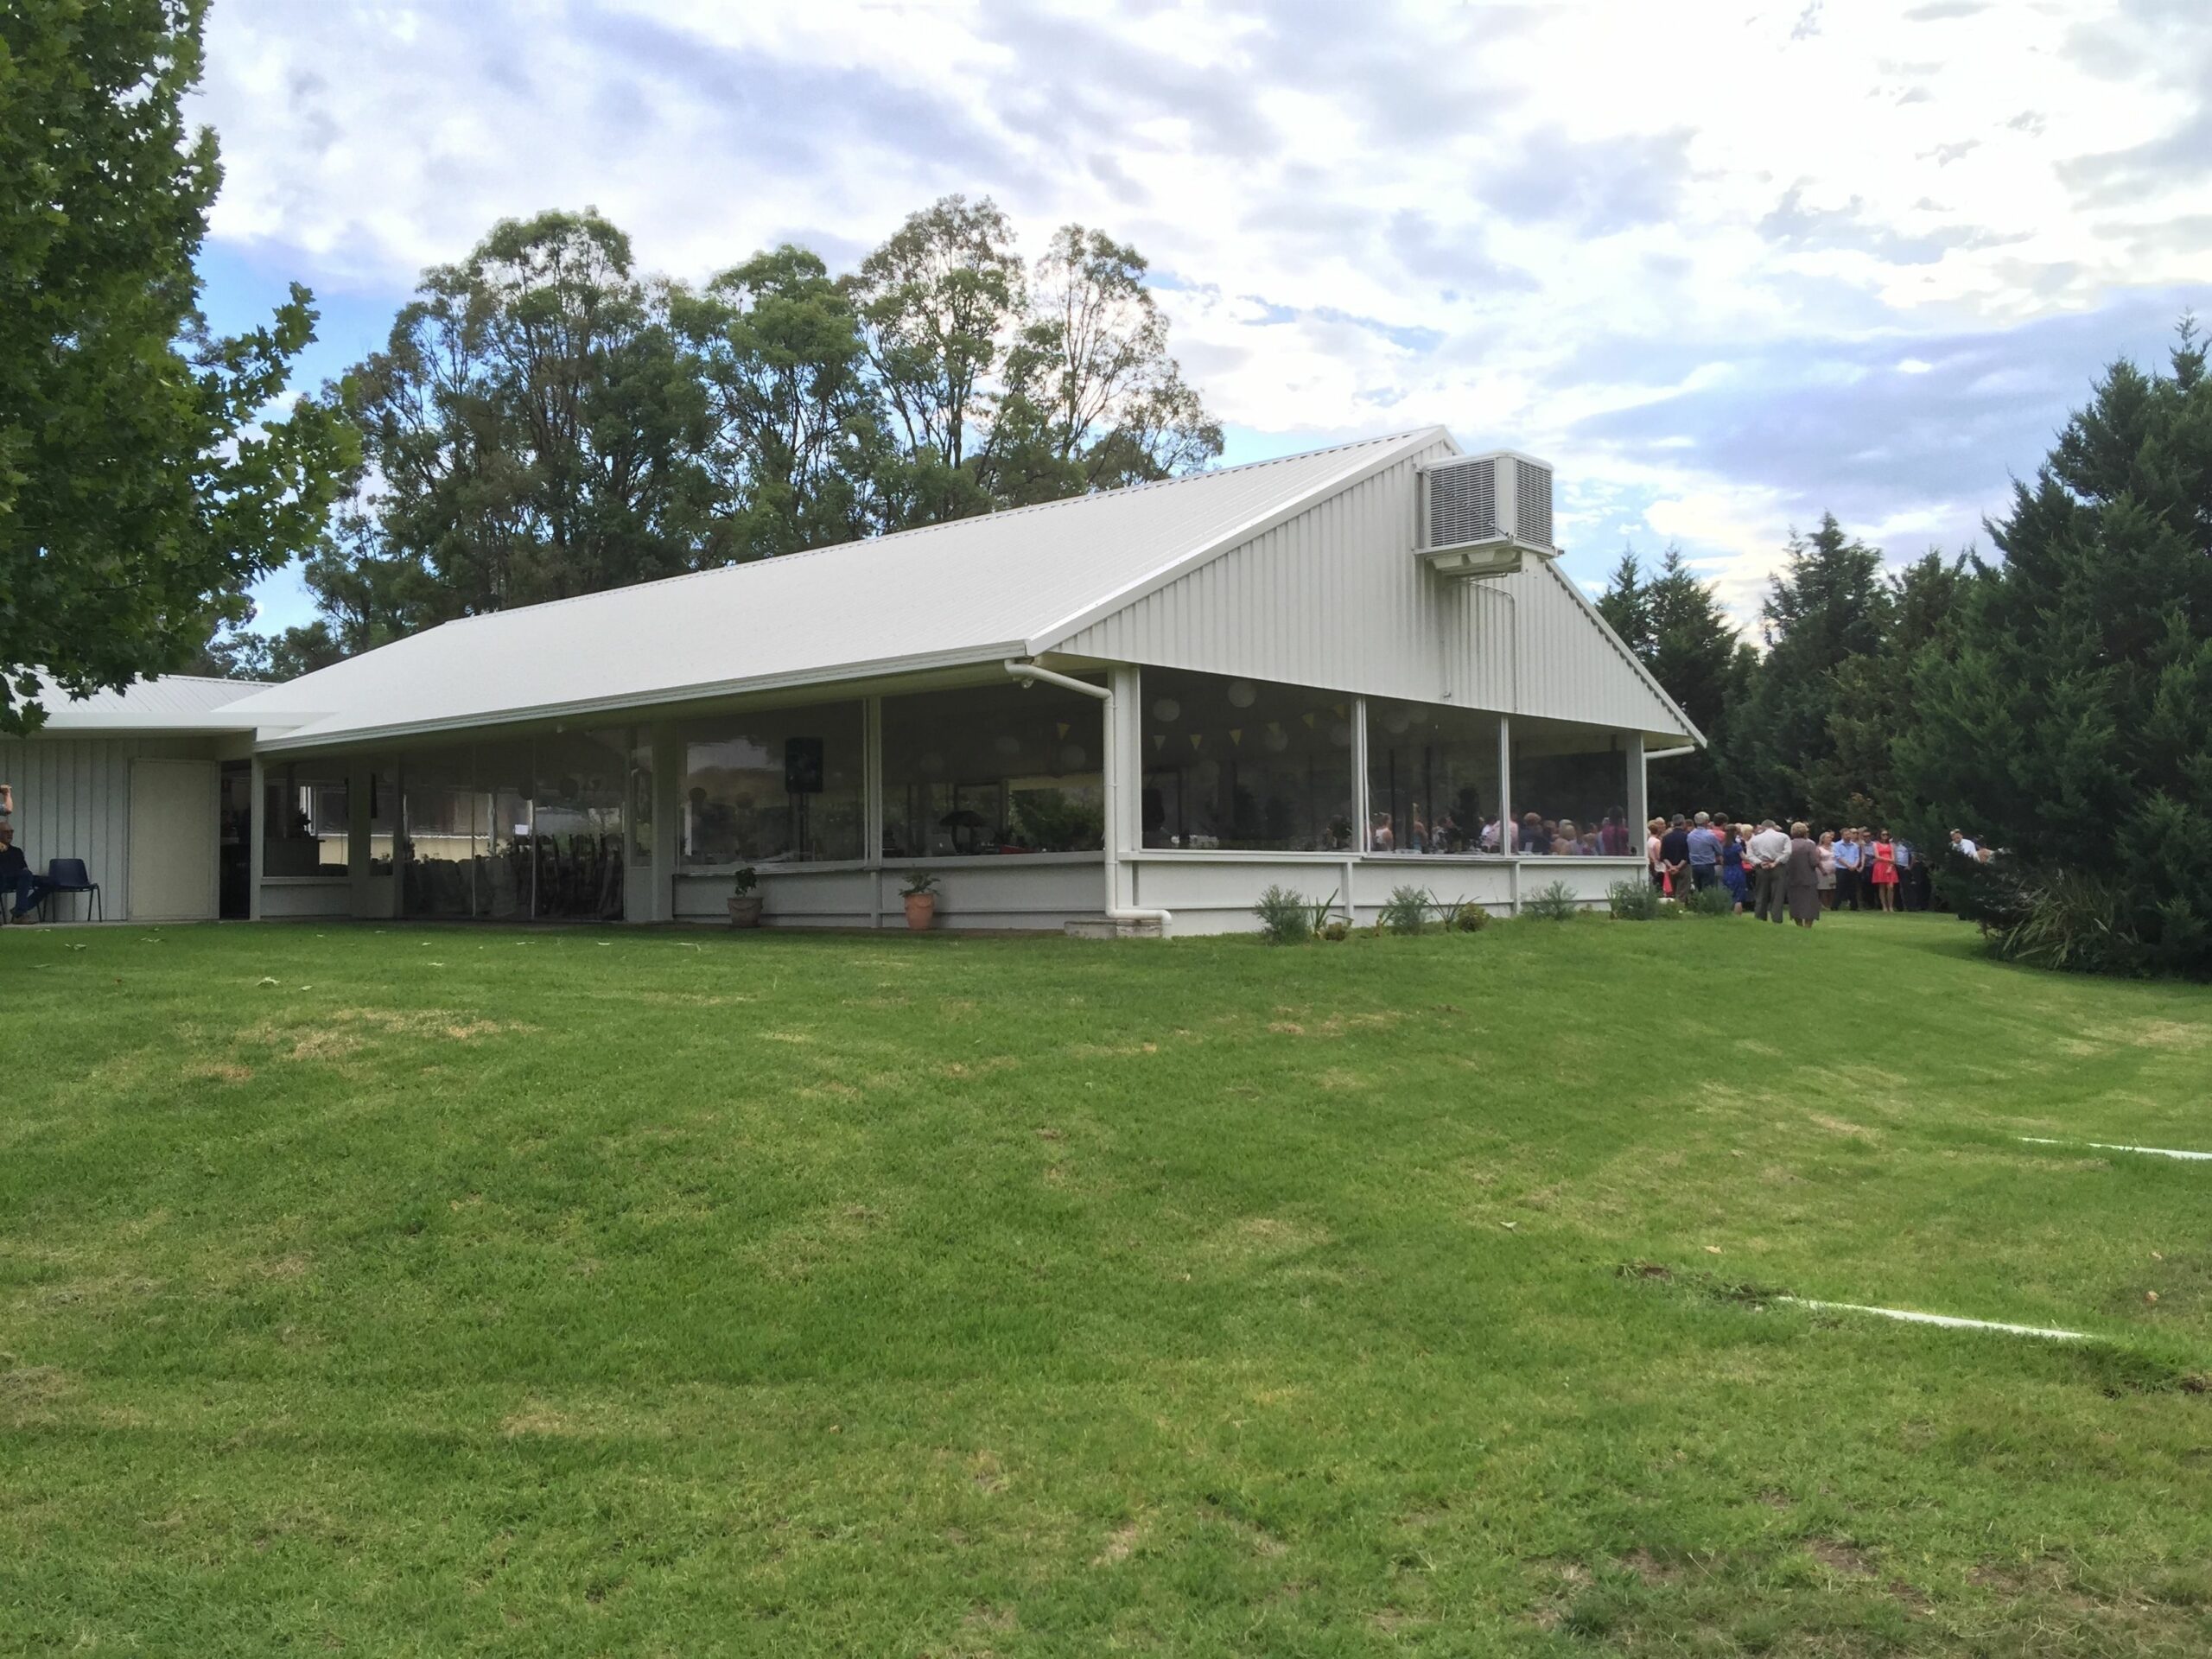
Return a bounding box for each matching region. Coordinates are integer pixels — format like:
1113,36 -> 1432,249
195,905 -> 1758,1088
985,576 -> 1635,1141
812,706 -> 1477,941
223,429 -> 1448,747
25,673 -> 273,732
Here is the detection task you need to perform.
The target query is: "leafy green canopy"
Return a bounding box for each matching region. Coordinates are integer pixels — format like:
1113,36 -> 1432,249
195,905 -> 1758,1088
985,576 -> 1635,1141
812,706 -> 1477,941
245,195 -> 1224,670
0,0 -> 352,728
1897,326 -> 2212,976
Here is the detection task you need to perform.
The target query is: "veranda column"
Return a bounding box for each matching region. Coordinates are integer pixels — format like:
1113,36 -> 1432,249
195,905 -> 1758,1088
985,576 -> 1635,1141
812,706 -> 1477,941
649,722 -> 682,923
347,754 -> 373,918
1107,664 -> 1143,913
1497,715 -> 1516,914
862,696 -> 885,928
1348,695 -> 1370,924
247,754 -> 265,921
1626,732 -> 1648,844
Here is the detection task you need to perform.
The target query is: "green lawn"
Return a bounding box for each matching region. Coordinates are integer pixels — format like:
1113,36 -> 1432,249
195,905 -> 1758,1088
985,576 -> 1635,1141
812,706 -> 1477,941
3,912 -> 2209,1656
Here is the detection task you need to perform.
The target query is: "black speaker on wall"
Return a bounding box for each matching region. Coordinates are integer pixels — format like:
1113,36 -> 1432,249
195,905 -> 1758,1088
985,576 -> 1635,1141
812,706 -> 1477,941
785,736 -> 825,795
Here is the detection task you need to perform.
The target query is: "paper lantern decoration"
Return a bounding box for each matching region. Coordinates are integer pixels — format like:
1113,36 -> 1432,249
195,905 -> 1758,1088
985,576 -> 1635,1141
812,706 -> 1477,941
1226,679 -> 1257,709
1228,728 -> 1243,747
994,734 -> 1022,757
1152,698 -> 1181,723
1382,708 -> 1411,734
1151,734 -> 1166,751
1059,743 -> 1087,770
1262,723 -> 1289,753
1055,721 -> 1071,739
1329,721 -> 1352,747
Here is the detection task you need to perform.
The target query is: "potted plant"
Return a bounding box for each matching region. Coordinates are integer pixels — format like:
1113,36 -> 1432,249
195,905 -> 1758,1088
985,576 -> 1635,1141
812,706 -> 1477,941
727,866 -> 763,928
901,870 -> 939,931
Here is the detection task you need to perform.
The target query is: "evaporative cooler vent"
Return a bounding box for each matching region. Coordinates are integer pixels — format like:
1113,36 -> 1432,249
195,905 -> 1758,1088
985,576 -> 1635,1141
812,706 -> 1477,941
1416,450 -> 1560,580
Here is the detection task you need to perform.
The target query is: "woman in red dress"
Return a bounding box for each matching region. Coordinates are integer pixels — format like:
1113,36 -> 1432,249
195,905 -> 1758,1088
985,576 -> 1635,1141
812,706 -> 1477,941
1869,828 -> 1898,912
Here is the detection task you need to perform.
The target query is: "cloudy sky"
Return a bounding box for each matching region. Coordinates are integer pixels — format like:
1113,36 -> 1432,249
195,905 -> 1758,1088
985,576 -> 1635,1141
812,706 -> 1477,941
189,0 -> 2212,630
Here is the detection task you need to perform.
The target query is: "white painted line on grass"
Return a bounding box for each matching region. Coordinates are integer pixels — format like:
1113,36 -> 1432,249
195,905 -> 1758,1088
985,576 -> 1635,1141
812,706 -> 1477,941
2019,1136 -> 2212,1163
1780,1299 -> 2088,1342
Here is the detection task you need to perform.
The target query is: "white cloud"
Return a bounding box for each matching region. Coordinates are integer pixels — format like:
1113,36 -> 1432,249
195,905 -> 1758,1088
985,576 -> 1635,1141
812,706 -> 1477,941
189,0 -> 2212,628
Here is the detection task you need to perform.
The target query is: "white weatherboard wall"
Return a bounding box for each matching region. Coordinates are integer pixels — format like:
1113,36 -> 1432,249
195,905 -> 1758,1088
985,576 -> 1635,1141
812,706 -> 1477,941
1052,440 -> 1686,740
0,734 -> 223,920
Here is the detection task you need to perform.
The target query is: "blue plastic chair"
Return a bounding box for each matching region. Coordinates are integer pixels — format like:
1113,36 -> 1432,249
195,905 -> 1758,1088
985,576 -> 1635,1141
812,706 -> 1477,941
41,858 -> 103,922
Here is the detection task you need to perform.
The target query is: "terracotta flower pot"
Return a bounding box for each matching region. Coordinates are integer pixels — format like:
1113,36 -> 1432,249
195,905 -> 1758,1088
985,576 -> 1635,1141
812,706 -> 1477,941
904,893 -> 937,931
728,893 -> 763,928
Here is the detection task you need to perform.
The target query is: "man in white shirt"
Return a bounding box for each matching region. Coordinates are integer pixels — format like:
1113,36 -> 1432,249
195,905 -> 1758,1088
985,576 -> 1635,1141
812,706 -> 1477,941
1746,818 -> 1792,924
1949,829 -> 1980,860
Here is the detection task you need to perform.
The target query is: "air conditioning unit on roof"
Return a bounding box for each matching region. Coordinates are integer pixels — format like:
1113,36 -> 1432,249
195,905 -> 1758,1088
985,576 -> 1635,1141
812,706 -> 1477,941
1415,451 -> 1558,579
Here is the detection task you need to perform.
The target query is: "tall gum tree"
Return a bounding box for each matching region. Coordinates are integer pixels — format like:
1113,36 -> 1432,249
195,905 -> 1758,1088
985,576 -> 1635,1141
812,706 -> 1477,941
0,0 -> 353,728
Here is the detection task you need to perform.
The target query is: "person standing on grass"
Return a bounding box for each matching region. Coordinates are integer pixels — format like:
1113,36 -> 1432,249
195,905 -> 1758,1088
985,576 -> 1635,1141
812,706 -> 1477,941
1686,810 -> 1722,893
1646,817 -> 1667,891
1719,823 -> 1751,912
1815,831 -> 1838,909
1833,827 -> 1864,910
1892,835 -> 1917,909
1658,814 -> 1691,897
1748,818 -> 1791,925
1869,829 -> 1898,912
1785,822 -> 1822,926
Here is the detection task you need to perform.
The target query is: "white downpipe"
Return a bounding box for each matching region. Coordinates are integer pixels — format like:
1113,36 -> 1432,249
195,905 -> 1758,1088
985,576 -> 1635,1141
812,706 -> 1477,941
1003,660 -> 1173,932
1645,744 -> 1697,761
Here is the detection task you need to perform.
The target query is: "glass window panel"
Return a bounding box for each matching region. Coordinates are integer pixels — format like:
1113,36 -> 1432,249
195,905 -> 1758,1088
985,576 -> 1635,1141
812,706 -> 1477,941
628,734 -> 654,868
479,741 -> 534,918
368,766 -> 397,874
401,750 -> 483,918
262,762 -> 347,874
1365,700 -> 1501,854
1510,721 -> 1633,856
880,680 -> 1105,858
1140,668 -> 1356,852
682,702 -> 862,867
534,728 -> 627,919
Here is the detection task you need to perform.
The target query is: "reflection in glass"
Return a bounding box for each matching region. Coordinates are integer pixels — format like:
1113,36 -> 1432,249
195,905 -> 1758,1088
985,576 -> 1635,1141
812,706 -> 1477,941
1511,720 -> 1633,856
682,702 -> 862,866
1140,668 -> 1355,852
402,750 -> 482,918
1365,700 -> 1501,854
263,762 -> 348,875
480,741 -> 533,919
534,728 -> 626,919
880,679 -> 1104,858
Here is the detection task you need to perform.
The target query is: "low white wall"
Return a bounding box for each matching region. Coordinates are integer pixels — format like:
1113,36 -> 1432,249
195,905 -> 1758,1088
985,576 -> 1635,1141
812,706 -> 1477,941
1130,854 -> 1644,933
673,855 -> 1104,931
257,878 -> 355,918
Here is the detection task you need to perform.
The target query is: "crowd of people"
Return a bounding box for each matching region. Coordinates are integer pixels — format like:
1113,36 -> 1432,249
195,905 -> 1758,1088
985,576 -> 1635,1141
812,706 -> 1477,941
1643,811 -> 1990,926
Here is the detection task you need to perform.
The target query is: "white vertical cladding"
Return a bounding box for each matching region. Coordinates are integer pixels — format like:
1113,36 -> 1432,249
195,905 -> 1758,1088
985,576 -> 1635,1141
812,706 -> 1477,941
0,734 -> 217,921
1051,440 -> 1690,745
1055,439 -> 1458,699
1503,560 -> 1683,733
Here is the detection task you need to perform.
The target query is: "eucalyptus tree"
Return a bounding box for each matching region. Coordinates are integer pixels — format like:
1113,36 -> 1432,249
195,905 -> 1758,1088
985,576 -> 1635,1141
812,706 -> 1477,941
0,0 -> 353,728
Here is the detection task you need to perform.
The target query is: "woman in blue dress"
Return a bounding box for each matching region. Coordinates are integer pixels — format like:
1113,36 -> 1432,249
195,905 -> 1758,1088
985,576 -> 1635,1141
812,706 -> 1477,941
1719,823 -> 1751,912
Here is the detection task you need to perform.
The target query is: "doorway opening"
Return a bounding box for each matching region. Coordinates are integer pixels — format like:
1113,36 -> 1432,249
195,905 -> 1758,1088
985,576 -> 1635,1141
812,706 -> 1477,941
219,761 -> 252,918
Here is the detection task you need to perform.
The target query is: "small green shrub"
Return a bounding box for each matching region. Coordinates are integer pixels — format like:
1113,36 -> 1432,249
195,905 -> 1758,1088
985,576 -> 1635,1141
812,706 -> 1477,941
1254,884 -> 1313,944
1983,868 -> 2146,976
1522,880 -> 1581,922
1688,883 -> 1735,918
1320,919 -> 1351,942
1379,885 -> 1432,936
1607,880 -> 1661,921
1450,901 -> 1491,932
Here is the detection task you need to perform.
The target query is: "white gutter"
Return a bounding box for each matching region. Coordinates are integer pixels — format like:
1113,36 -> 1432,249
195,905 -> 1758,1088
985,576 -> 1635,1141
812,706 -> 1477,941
1003,659 -> 1173,934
